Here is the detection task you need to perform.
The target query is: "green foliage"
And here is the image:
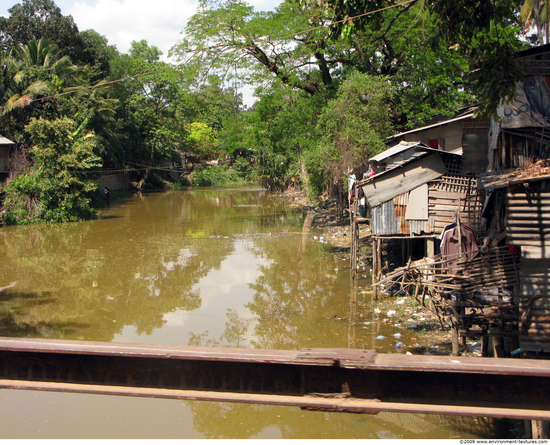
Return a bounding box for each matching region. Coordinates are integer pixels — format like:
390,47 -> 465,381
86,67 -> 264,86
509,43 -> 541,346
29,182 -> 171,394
186,122 -> 219,159
301,0 -> 526,116
2,117 -> 102,224
231,156 -> 254,180
304,72 -> 393,198
189,164 -> 240,186
253,146 -> 293,191
172,0 -> 338,97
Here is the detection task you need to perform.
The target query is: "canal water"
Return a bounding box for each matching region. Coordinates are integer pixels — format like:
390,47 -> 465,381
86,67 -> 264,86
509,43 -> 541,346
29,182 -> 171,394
0,187 -> 504,439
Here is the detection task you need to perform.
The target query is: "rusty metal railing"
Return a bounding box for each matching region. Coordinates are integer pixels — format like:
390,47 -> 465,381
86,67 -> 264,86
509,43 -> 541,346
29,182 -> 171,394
0,337 -> 548,420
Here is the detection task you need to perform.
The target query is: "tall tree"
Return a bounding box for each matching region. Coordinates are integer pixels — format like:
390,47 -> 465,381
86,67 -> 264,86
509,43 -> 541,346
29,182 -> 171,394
304,72 -> 393,197
173,0 -> 476,126
108,40 -> 188,186
302,0 -> 528,115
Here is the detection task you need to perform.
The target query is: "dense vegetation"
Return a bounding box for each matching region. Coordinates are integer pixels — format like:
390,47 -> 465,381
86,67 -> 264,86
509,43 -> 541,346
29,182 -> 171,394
0,0 -> 534,223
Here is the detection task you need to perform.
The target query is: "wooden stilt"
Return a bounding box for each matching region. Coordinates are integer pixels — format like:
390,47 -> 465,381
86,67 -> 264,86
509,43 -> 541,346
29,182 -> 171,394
481,333 -> 489,357
426,238 -> 435,258
377,238 -> 382,281
452,322 -> 460,356
531,421 -> 550,439
352,196 -> 358,277
493,335 -> 506,358
373,238 -> 378,300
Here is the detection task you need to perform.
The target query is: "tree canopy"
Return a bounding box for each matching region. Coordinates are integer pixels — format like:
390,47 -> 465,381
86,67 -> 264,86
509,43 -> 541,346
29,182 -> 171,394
0,0 -> 542,224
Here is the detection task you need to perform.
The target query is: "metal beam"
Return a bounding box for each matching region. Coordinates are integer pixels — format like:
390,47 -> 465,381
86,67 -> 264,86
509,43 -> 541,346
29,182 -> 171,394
0,337 -> 548,420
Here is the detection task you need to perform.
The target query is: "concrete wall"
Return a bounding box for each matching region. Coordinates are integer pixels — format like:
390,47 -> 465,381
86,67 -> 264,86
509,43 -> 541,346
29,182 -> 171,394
97,173 -> 130,191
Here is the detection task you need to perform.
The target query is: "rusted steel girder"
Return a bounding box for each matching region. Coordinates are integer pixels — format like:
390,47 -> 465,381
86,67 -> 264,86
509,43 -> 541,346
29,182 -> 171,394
0,337 -> 548,420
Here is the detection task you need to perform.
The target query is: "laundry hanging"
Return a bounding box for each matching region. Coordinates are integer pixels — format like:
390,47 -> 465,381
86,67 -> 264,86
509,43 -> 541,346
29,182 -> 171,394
440,222 -> 479,275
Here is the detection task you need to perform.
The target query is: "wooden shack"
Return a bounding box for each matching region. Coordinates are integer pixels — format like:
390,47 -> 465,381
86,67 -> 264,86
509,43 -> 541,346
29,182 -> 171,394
488,45 -> 550,171
357,141 -> 483,298
0,136 -> 13,180
389,106 -> 490,175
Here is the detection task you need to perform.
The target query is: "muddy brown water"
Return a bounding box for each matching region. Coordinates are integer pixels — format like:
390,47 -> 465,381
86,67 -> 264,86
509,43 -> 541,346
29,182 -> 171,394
0,187 -> 508,439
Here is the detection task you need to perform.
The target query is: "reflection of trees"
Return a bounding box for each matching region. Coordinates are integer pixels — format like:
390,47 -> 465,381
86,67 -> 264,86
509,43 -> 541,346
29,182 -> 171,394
190,399 -> 486,439
0,191 -> 284,341
245,237 -> 347,350
189,309 -> 250,348
0,189 -> 308,342
221,309 -> 249,347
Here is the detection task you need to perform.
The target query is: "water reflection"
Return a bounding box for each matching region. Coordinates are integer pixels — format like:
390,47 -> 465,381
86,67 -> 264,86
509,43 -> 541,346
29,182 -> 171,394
0,187 -> 506,439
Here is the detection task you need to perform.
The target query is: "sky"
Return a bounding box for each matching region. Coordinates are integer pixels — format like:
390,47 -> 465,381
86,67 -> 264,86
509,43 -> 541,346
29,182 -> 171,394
1,0 -> 281,57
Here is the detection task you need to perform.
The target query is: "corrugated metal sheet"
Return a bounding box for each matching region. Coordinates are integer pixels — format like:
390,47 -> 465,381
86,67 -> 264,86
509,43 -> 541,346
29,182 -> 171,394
369,141 -> 428,162
371,193 -> 433,236
372,199 -> 402,236
409,217 -> 435,235
388,112 -> 476,140
507,177 -> 550,352
506,177 -> 550,259
519,294 -> 550,353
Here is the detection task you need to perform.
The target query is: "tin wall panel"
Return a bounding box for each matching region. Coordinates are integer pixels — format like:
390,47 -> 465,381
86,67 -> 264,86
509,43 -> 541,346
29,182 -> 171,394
519,259 -> 550,352
372,200 -> 401,236
507,181 -> 550,259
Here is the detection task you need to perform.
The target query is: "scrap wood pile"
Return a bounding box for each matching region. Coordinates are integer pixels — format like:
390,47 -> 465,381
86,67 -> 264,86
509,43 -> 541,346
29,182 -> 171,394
372,246 -> 520,332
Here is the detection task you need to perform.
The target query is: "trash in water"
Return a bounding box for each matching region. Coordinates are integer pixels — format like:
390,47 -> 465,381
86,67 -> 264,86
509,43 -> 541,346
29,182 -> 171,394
363,322 -> 371,325
375,335 -> 385,340
406,351 -> 412,355
395,342 -> 404,352
387,310 -> 396,317
396,299 -> 405,305
393,333 -> 402,339
374,308 -> 381,314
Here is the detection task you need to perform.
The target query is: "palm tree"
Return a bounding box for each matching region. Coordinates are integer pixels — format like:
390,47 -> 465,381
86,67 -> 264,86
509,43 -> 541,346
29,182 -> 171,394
521,0 -> 550,44
0,52 -> 47,116
14,38 -> 75,74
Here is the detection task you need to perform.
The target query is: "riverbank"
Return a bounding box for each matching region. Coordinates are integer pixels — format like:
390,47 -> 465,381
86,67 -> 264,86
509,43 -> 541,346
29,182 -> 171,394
281,189 -> 481,358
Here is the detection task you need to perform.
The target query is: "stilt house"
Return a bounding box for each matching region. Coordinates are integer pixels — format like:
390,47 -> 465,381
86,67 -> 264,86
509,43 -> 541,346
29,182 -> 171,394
0,136 -> 14,181
367,44 -> 550,359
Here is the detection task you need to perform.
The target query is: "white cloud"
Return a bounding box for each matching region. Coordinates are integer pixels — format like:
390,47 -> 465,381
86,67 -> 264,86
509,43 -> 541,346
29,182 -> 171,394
67,0 -> 198,59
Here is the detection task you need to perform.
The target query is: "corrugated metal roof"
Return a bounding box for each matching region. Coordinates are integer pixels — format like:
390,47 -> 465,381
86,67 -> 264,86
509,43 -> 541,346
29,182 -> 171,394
370,141 -> 428,162
388,112 -> 476,140
0,136 -> 14,145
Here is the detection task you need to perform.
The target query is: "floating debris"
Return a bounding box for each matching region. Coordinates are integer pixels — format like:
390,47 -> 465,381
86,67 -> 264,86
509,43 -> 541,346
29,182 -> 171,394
375,335 -> 385,340
387,310 -> 396,317
393,333 -> 402,339
395,342 -> 404,352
